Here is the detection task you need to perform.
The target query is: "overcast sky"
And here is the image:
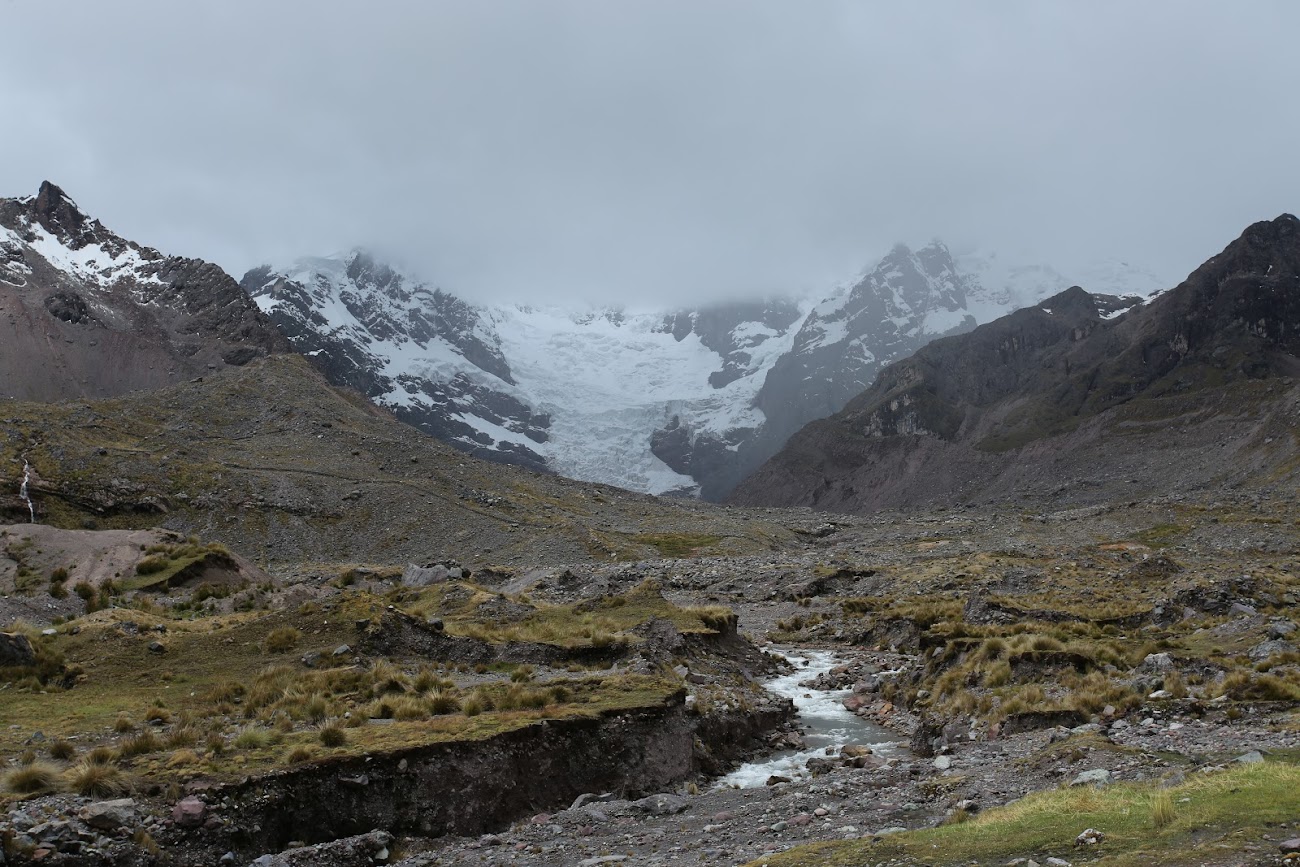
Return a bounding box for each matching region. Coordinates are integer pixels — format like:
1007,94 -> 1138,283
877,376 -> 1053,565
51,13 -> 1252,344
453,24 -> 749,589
3,1 -> 1298,305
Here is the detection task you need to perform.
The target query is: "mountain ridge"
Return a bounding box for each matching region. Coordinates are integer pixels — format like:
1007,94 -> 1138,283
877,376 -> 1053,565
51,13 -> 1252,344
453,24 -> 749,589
728,214 -> 1300,512
0,181 -> 288,401
245,240 -> 1162,499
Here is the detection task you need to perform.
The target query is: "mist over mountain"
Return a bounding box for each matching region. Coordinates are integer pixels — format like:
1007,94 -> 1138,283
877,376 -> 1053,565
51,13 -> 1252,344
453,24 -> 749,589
244,240 -> 1166,499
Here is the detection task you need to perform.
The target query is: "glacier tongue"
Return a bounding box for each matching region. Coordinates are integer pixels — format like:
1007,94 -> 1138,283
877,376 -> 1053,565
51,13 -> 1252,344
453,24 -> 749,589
490,305 -> 803,495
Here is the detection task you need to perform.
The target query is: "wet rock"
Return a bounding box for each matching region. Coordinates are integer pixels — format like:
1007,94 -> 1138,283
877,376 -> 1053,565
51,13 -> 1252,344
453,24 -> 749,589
805,757 -> 835,776
766,775 -> 793,786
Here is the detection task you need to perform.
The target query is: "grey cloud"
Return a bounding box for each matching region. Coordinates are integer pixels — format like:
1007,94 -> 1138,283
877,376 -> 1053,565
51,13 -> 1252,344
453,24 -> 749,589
2,0 -> 1298,304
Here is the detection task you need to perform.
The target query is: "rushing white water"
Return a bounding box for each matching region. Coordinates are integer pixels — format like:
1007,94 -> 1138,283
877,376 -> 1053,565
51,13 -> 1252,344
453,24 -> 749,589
717,648 -> 905,788
19,459 -> 35,522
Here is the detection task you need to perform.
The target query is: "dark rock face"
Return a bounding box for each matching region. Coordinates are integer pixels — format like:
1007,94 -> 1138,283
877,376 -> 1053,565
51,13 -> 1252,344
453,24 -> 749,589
0,631 -> 37,667
0,181 -> 289,401
43,290 -> 92,324
243,254 -> 551,473
731,215 -> 1300,512
742,242 -> 981,481
650,243 -> 990,499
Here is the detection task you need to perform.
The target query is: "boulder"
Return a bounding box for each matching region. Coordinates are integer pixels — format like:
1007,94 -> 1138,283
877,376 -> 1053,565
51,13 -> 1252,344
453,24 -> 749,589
632,793 -> 689,815
0,632 -> 36,667
1070,769 -> 1110,787
1247,639 -> 1297,661
79,799 -> 138,831
1136,652 -> 1174,674
171,796 -> 207,828
402,564 -> 450,587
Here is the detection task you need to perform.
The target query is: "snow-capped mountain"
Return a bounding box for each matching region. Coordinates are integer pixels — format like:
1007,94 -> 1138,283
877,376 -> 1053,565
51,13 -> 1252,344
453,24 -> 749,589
0,182 -> 286,401
245,242 -> 1167,500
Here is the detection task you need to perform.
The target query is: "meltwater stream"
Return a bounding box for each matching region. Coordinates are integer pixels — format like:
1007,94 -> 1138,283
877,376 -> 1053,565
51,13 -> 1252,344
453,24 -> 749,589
19,459 -> 35,523
718,648 -> 905,788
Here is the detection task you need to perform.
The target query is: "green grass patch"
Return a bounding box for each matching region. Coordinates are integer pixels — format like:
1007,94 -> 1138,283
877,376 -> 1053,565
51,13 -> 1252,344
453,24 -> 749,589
627,533 -> 722,558
748,761 -> 1300,867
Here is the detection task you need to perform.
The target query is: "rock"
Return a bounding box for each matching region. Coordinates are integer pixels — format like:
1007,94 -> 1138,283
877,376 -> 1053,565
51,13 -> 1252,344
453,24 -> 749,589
1269,620 -> 1298,639
1075,827 -> 1105,846
766,775 -> 793,786
578,857 -> 628,866
933,755 -> 952,770
632,793 -> 688,815
1279,838 -> 1300,853
147,641 -> 166,654
0,632 -> 37,667
79,799 -> 137,831
1148,689 -> 1172,700
402,564 -> 449,587
1045,859 -> 1072,867
1070,723 -> 1103,735
427,617 -> 444,632
873,826 -> 907,837
332,644 -> 351,657
1070,769 -> 1110,787
1233,750 -> 1264,764
1229,601 -> 1258,616
805,757 -> 835,776
840,744 -> 873,758
1137,652 -> 1174,674
1248,639 -> 1297,661
245,831 -> 393,866
171,796 -> 207,828
300,651 -> 323,668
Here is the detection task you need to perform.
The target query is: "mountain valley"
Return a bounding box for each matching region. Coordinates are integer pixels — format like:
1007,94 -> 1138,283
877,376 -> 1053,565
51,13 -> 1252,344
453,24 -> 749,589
0,184 -> 1297,867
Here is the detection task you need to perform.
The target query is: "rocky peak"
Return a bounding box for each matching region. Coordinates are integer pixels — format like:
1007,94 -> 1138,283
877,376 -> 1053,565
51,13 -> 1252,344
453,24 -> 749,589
1037,285 -> 1101,320
0,181 -> 289,401
32,181 -> 95,247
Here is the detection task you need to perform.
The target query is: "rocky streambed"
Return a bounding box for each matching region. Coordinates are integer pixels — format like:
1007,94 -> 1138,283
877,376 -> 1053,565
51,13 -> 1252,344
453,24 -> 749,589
717,648 -> 904,789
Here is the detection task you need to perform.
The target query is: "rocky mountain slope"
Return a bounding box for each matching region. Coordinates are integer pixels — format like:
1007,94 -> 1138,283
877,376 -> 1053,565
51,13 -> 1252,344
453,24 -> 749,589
245,244 -> 1163,500
0,353 -> 801,570
730,215 -> 1300,512
0,183 -> 287,401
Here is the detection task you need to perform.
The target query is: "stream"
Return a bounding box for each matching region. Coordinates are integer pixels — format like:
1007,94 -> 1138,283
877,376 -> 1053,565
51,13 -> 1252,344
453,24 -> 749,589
718,647 -> 905,788
19,458 -> 35,523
